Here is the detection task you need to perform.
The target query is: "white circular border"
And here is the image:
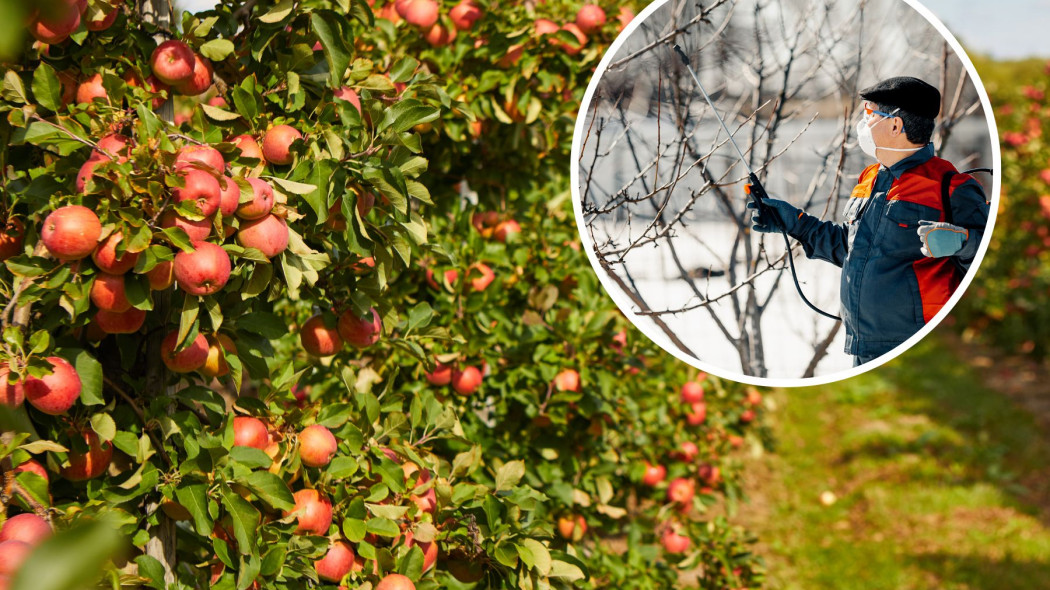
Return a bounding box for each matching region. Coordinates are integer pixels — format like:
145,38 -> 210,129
569,0 -> 1002,388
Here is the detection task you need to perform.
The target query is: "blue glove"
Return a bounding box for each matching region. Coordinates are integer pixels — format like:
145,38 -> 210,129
917,220 -> 968,257
747,198 -> 802,234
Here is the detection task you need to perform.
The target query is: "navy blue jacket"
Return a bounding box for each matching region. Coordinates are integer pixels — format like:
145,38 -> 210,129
787,144 -> 989,357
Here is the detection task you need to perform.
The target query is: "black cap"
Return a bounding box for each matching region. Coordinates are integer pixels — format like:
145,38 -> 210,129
859,76 -> 941,119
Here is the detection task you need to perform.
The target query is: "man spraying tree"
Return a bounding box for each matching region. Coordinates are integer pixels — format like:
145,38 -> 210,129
749,77 -> 990,366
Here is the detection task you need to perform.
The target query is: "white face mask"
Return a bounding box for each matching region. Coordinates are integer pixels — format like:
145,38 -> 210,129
855,111 -> 921,162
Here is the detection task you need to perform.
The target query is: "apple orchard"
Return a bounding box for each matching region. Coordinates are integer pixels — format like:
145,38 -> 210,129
0,1 -> 767,589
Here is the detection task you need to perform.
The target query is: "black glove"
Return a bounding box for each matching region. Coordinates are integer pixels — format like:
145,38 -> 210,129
747,198 -> 803,234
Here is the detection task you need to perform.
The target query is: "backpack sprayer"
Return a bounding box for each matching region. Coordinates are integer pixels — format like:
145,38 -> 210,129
672,44 -> 842,321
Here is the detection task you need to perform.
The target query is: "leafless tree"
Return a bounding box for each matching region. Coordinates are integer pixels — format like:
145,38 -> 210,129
577,0 -> 989,378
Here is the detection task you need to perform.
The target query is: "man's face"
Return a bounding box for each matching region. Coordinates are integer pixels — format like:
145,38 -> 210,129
862,101 -> 901,144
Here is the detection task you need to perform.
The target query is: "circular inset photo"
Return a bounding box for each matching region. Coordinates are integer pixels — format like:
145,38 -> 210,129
571,0 -> 999,385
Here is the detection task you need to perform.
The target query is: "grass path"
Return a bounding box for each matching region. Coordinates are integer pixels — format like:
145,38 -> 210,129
738,333 -> 1050,590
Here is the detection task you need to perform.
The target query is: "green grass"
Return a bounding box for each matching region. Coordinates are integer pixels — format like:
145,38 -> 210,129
739,334 -> 1050,590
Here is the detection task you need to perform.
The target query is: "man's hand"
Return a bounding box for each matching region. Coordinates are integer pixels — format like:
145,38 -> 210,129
917,220 -> 968,257
747,198 -> 802,234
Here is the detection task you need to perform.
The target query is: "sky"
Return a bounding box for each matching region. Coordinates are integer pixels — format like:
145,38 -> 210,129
180,0 -> 1048,59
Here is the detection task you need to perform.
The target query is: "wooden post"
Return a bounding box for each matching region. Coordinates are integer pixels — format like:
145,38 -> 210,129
137,3 -> 177,585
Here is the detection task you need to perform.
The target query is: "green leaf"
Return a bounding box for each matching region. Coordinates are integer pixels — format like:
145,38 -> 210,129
221,487 -> 261,554
388,57 -> 419,83
364,517 -> 399,538
259,0 -> 294,23
10,520 -> 124,590
237,312 -> 289,339
202,103 -> 242,121
518,539 -> 551,575
239,471 -> 295,511
228,446 -> 273,470
19,439 -> 65,454
134,556 -> 167,590
2,70 -> 27,104
342,518 -> 366,543
70,349 -> 103,406
175,482 -> 213,536
495,460 -> 525,491
406,302 -> 433,331
200,38 -> 236,61
267,176 -> 317,195
311,11 -> 352,88
549,559 -> 587,581
32,63 -> 62,112
89,413 -> 117,442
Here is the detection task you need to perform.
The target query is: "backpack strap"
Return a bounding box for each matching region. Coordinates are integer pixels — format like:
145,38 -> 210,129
940,170 -> 956,224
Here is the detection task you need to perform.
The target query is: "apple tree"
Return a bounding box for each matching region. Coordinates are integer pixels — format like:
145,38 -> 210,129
0,1 -> 768,589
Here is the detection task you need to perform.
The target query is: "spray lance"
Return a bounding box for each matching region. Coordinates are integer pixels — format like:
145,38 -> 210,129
671,44 -> 842,322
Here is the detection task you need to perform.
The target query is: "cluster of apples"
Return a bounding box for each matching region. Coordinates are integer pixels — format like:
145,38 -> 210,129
0,512 -> 53,587
27,0 -> 123,45
530,4 -> 631,56
378,0 -> 482,47
470,210 -> 521,244
424,360 -> 484,396
299,307 -> 383,358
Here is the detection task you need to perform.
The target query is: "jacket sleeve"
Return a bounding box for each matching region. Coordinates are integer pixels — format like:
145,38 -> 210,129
788,213 -> 849,268
951,177 -> 991,270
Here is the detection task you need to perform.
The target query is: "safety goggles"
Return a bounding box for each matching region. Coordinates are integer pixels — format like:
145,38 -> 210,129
863,102 -> 899,119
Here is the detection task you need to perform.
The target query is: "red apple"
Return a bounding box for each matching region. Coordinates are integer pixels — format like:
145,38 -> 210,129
661,524 -> 690,554
62,428 -> 113,481
261,125 -> 302,166
174,53 -> 213,96
424,23 -> 456,47
553,369 -> 580,392
90,272 -> 132,312
315,540 -> 355,582
24,356 -> 81,415
424,362 -> 452,386
172,167 -> 222,220
173,241 -> 231,296
160,210 -> 211,242
575,4 -> 606,33
680,381 -> 704,404
0,368 -> 24,408
160,331 -> 209,373
641,461 -> 666,486
201,333 -> 236,378
375,574 -> 415,590
300,314 -> 343,357
397,0 -> 438,29
467,262 -> 494,292
333,87 -> 362,112
92,232 -> 140,274
740,409 -> 756,423
554,23 -> 587,55
0,218 -> 25,260
337,307 -> 381,348
230,134 -> 264,162
299,424 -> 338,468
617,6 -> 634,31
91,134 -> 130,163
95,307 -> 147,334
175,145 -> 225,174
534,18 -> 559,37
697,463 -> 722,486
0,514 -> 51,546
217,176 -> 240,217
85,4 -> 120,31
451,365 -> 482,396
237,178 -> 275,220
233,416 -> 269,450
449,1 -> 482,30
151,40 -> 196,85
494,219 -> 520,242
41,205 -> 102,261
236,214 -> 289,259
11,460 -> 49,483
667,477 -> 695,505
0,541 -> 31,576
556,514 -> 587,540
146,260 -> 174,290
285,489 -> 333,535
28,0 -> 81,44
685,402 -> 706,426
404,529 -> 438,571
746,387 -> 762,407
672,441 -> 699,463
